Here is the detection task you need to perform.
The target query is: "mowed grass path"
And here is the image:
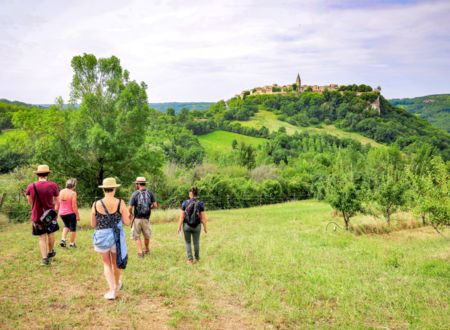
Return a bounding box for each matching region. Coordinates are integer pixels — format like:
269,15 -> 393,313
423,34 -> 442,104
198,130 -> 266,154
0,201 -> 449,329
236,110 -> 383,147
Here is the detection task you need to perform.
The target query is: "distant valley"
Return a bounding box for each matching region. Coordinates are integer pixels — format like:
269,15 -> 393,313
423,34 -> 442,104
390,94 -> 450,132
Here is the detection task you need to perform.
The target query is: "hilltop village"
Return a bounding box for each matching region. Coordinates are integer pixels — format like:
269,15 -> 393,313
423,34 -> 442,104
238,73 -> 339,99
238,73 -> 381,114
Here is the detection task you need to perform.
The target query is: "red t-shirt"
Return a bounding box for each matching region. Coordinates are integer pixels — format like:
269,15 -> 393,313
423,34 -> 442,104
25,181 -> 59,222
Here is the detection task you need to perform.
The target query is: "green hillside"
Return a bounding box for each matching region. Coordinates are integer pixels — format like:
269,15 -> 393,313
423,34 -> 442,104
390,94 -> 450,132
1,201 -> 448,328
198,130 -> 266,155
236,110 -> 382,147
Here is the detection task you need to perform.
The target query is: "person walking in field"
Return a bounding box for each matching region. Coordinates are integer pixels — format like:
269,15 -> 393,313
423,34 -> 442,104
91,177 -> 130,300
57,178 -> 80,248
128,177 -> 157,258
177,187 -> 208,264
25,165 -> 60,266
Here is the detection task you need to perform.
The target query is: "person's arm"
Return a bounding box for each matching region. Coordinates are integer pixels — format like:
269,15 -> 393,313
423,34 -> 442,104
53,184 -> 60,211
90,202 -> 97,228
177,211 -> 185,234
128,205 -> 133,218
25,185 -> 33,206
121,200 -> 131,226
54,196 -> 59,211
72,192 -> 80,221
128,193 -> 135,219
200,212 -> 207,234
151,192 -> 158,209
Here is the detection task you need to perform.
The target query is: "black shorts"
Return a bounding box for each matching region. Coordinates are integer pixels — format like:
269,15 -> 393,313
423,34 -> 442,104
32,221 -> 60,236
61,213 -> 77,232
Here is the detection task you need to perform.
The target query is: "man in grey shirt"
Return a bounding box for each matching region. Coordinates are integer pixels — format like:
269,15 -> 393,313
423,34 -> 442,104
128,177 -> 157,258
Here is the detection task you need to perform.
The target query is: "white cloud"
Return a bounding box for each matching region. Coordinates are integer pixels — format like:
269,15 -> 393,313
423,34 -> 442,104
0,0 -> 449,103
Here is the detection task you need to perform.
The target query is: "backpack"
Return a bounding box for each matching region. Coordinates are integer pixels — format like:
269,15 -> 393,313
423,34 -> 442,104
135,190 -> 152,216
185,199 -> 201,227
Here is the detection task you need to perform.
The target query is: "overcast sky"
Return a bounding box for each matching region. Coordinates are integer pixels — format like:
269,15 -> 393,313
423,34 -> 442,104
1,0 -> 449,103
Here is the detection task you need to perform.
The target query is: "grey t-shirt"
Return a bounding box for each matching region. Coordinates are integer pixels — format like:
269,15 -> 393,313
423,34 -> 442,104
129,189 -> 156,219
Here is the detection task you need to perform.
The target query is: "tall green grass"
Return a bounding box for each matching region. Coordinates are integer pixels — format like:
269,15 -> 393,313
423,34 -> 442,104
236,110 -> 383,147
0,201 -> 448,329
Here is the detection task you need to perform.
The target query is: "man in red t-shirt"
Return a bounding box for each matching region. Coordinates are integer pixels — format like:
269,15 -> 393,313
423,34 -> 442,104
25,165 -> 60,266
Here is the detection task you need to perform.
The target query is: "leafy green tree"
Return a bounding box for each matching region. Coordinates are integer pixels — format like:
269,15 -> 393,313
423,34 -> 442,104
326,181 -> 363,230
14,54 -> 164,197
421,157 -> 450,231
325,149 -> 365,230
373,178 -> 409,225
231,139 -> 238,150
237,142 -> 256,169
367,147 -> 409,225
166,108 -> 176,116
69,54 -> 163,187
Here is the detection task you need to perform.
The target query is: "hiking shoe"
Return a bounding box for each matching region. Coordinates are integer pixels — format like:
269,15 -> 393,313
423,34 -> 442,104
41,258 -> 50,266
47,250 -> 56,258
137,252 -> 144,259
69,243 -> 76,248
143,249 -> 150,255
104,291 -> 116,300
59,240 -> 66,248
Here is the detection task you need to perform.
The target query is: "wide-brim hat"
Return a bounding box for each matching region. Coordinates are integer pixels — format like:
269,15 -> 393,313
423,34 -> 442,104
98,177 -> 121,189
134,176 -> 147,184
34,164 -> 51,174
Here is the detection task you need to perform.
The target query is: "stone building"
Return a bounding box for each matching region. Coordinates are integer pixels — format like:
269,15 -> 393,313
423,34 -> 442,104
238,73 -> 340,98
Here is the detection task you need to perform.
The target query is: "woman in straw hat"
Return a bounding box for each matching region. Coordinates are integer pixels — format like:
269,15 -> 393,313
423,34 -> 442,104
91,177 -> 130,300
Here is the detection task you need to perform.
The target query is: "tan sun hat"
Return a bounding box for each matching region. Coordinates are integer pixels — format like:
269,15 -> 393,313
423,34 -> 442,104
34,164 -> 51,174
134,176 -> 147,184
98,177 -> 121,189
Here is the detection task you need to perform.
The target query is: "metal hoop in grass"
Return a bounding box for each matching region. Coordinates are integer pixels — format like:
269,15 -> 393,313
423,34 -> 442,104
326,221 -> 343,232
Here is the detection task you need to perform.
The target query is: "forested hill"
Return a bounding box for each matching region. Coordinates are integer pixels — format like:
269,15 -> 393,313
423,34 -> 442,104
0,99 -> 38,107
389,94 -> 450,132
185,87 -> 450,160
149,102 -> 213,113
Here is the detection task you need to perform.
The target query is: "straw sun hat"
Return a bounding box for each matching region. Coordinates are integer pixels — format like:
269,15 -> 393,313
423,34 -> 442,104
98,177 -> 121,189
134,176 -> 147,184
34,164 -> 51,174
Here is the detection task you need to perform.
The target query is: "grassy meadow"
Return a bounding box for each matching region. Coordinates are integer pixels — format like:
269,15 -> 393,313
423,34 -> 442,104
198,130 -> 266,154
236,110 -> 382,147
0,200 -> 449,329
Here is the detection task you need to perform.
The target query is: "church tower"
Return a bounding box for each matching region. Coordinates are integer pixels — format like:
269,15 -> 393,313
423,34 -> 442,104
296,73 -> 301,92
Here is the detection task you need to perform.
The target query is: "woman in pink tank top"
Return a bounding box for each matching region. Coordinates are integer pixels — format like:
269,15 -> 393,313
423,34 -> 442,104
57,178 -> 80,248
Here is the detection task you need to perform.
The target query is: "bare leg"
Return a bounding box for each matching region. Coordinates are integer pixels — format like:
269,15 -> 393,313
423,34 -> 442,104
110,252 -> 121,290
38,234 -> 48,258
69,231 -> 76,245
144,238 -> 150,252
62,227 -> 69,241
48,233 -> 55,252
135,238 -> 143,254
101,252 -> 115,294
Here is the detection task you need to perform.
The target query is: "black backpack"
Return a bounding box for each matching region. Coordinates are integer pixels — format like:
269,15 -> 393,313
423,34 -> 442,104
135,190 -> 152,216
185,199 -> 201,227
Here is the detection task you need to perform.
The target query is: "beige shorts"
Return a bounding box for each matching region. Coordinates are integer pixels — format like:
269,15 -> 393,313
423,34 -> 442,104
131,218 -> 152,240
94,244 -> 116,254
